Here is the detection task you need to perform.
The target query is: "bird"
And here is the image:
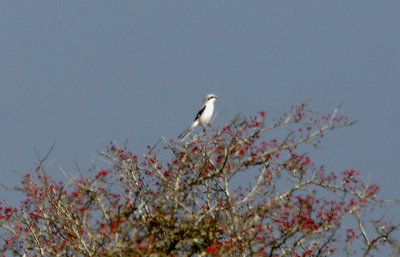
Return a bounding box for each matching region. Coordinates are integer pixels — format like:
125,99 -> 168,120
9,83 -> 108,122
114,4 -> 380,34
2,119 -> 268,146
178,93 -> 218,140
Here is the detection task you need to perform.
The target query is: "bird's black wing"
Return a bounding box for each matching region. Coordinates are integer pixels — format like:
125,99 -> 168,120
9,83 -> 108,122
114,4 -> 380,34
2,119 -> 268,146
194,105 -> 206,121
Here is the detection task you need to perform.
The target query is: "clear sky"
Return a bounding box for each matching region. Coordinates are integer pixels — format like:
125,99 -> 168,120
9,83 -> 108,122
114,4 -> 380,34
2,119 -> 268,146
1,1 -> 399,206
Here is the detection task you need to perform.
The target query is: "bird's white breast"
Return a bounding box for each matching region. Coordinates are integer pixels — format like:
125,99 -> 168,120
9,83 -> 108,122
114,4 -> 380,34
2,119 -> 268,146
198,102 -> 214,125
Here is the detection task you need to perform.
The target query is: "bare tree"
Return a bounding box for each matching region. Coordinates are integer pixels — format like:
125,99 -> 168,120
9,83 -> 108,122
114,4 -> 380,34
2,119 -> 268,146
1,103 -> 398,257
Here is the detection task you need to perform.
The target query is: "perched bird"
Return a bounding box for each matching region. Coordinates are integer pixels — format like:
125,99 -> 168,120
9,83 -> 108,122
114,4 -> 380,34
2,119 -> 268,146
178,94 -> 218,140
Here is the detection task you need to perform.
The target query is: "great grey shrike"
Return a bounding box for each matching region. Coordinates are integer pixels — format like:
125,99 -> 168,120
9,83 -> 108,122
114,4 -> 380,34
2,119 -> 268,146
178,94 -> 218,140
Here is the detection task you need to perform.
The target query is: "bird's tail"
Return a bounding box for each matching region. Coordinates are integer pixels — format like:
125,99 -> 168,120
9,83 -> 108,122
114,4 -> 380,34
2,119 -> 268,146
178,125 -> 194,141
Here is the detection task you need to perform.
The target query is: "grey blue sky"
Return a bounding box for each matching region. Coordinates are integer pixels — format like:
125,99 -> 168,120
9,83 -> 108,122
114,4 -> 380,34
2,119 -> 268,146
1,1 -> 399,204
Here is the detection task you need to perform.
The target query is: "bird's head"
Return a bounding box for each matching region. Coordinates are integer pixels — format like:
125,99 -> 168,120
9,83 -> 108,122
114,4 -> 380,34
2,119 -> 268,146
204,94 -> 218,104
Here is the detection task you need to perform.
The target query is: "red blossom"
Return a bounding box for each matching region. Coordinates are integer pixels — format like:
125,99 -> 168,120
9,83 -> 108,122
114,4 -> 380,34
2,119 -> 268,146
95,169 -> 109,179
205,244 -> 219,255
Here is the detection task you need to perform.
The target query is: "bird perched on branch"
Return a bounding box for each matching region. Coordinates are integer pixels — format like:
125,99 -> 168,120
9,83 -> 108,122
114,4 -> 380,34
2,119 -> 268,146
178,94 -> 218,140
